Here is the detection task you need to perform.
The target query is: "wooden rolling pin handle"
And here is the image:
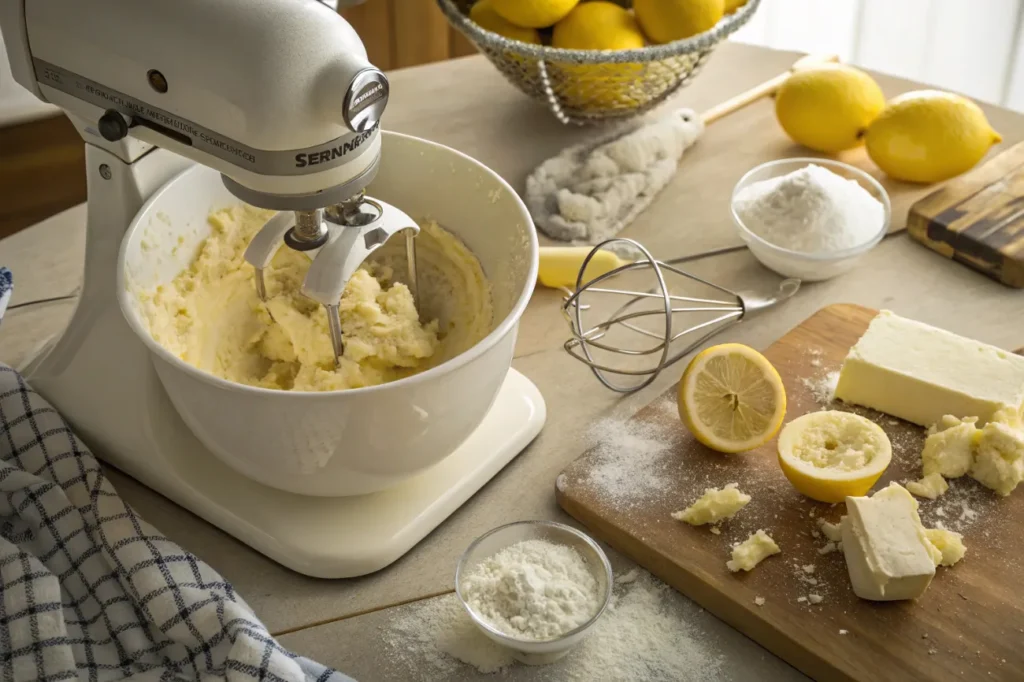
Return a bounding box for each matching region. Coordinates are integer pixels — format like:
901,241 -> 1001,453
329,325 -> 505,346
700,53 -> 840,126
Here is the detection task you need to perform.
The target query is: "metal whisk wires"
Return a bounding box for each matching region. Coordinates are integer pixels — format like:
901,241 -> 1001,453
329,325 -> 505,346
562,238 -> 799,394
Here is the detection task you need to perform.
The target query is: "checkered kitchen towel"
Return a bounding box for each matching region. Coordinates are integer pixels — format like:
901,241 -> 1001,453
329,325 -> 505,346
0,267 -> 354,681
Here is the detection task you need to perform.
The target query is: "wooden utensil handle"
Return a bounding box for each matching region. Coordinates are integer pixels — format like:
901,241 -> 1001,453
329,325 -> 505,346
700,53 -> 840,125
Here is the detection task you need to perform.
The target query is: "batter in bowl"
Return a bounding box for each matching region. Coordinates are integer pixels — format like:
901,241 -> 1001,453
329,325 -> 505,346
138,204 -> 493,391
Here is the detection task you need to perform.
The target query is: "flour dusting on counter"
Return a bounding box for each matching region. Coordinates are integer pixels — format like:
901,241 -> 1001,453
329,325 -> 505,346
383,570 -> 722,681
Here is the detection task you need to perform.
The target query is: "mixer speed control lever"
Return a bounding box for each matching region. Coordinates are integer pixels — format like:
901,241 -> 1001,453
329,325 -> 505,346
98,109 -> 131,141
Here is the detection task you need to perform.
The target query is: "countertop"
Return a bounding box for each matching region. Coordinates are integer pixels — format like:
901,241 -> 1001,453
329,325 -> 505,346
2,42 -> 1024,681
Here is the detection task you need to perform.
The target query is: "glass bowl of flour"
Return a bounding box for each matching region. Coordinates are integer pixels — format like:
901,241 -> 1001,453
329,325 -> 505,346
455,520 -> 613,665
731,158 -> 890,282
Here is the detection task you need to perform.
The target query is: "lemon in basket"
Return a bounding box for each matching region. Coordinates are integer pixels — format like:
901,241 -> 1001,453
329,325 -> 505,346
491,0 -> 579,29
677,344 -> 787,454
470,0 -> 541,44
551,1 -> 646,109
725,0 -> 749,13
774,64 -> 885,153
865,90 -> 1002,183
634,0 -> 725,44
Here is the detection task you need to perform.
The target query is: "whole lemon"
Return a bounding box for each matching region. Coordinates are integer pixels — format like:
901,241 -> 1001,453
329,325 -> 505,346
470,0 -> 541,43
491,0 -> 579,28
634,0 -> 725,44
865,90 -> 1002,184
552,1 -> 646,108
774,64 -> 885,153
725,0 -> 748,13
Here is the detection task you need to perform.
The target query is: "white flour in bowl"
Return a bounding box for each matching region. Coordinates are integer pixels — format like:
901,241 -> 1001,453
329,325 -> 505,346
460,539 -> 601,641
734,163 -> 884,253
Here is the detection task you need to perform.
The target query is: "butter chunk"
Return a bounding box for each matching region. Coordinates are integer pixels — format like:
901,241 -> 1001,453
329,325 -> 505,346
906,472 -> 949,500
841,483 -> 938,601
921,415 -> 980,478
818,518 -> 843,542
672,483 -> 751,526
727,530 -> 780,572
925,528 -> 966,567
834,311 -> 1024,428
970,420 -> 1024,496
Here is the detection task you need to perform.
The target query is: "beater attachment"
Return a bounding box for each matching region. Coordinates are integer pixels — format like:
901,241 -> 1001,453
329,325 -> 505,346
243,193 -> 420,365
562,238 -> 800,394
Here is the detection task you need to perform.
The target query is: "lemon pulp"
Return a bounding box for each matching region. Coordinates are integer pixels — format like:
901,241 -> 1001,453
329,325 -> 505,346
679,343 -> 787,454
777,410 -> 892,503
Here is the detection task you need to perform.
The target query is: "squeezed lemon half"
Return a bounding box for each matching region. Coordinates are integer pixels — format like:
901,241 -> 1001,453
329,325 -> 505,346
678,344 -> 787,454
777,410 -> 892,503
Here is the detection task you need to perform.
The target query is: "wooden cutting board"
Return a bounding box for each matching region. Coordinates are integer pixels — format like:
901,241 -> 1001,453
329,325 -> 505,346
908,141 -> 1024,288
555,304 -> 1024,682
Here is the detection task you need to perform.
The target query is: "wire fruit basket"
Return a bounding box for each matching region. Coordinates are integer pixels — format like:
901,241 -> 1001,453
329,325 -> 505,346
437,0 -> 761,125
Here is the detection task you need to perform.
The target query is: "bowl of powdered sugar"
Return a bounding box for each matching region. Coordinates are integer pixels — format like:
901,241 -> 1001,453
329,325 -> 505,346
731,158 -> 890,281
455,520 -> 613,665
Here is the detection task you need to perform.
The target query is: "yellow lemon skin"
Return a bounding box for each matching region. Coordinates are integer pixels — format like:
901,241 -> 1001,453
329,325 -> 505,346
634,0 -> 724,44
678,343 -> 787,455
470,0 -> 542,44
724,0 -> 748,13
865,90 -> 1002,184
776,411 -> 892,504
552,2 -> 646,109
491,0 -> 579,28
777,455 -> 886,504
775,64 -> 885,153
552,1 -> 646,50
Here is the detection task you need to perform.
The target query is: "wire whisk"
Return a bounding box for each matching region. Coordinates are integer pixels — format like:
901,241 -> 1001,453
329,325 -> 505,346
562,238 -> 801,394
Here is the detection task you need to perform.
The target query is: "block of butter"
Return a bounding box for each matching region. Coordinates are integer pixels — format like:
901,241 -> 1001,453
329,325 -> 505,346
841,482 -> 939,601
835,310 -> 1024,427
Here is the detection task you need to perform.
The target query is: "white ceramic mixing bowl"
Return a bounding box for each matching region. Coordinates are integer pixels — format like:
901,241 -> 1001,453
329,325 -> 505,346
117,131 -> 538,497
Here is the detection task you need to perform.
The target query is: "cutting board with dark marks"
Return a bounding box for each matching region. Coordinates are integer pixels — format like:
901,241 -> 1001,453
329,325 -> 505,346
908,141 -> 1024,287
556,304 -> 1024,682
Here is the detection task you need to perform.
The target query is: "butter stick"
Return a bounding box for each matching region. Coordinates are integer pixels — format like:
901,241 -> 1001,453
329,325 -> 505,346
835,310 -> 1024,427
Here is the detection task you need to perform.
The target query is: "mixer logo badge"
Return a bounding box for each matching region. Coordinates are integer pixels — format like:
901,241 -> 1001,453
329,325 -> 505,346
352,83 -> 385,109
294,127 -> 376,168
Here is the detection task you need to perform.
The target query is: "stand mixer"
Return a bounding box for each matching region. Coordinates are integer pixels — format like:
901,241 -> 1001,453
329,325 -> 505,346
1,0 -> 545,578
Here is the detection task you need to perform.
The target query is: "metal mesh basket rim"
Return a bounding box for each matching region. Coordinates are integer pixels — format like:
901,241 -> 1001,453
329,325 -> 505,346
437,0 -> 760,64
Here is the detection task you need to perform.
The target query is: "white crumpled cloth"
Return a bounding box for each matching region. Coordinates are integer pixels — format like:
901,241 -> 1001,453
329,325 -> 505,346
525,110 -> 704,246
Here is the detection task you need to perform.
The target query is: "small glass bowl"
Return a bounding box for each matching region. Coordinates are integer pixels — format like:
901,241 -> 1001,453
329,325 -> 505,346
454,520 -> 613,665
731,157 -> 891,282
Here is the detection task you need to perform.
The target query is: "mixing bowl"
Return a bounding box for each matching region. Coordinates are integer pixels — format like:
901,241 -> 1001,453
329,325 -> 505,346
117,131 -> 538,497
455,520 -> 613,665
731,158 -> 890,282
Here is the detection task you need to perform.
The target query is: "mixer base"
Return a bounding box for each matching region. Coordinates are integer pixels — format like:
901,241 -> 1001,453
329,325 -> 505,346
123,368 -> 545,578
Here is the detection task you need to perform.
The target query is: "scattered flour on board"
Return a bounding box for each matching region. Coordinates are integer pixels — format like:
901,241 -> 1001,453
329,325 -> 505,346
801,371 -> 839,406
918,478 -> 996,534
382,570 -> 723,681
575,417 -> 678,508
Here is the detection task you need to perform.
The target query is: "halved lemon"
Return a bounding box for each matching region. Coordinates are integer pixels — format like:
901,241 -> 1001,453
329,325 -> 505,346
777,411 -> 892,503
678,344 -> 787,454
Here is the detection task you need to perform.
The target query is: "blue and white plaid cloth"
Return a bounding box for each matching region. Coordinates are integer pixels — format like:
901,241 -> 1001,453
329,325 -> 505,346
0,268 -> 355,681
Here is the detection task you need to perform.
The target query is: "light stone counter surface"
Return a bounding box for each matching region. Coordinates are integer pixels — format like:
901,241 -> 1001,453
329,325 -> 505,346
2,43 -> 1022,681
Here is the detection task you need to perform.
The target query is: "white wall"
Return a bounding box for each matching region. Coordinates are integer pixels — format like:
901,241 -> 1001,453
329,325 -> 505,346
730,0 -> 1024,110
